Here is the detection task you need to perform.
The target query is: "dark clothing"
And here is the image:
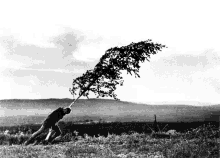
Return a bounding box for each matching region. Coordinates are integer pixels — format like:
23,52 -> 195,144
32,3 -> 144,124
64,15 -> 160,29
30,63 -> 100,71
24,107 -> 66,145
43,107 -> 65,128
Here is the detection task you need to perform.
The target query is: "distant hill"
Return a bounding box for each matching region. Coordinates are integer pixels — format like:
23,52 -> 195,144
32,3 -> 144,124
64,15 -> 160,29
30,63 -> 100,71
0,98 -> 219,126
0,98 -> 136,108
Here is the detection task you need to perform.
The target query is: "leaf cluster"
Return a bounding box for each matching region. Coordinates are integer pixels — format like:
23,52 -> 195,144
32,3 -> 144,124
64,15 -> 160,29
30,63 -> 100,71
70,39 -> 166,100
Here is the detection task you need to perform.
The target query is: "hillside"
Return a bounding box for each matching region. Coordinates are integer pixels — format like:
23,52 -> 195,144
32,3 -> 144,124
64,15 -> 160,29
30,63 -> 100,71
0,98 -> 219,126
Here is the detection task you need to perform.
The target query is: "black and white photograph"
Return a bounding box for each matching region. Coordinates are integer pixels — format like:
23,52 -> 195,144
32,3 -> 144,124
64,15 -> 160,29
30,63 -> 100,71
0,0 -> 219,157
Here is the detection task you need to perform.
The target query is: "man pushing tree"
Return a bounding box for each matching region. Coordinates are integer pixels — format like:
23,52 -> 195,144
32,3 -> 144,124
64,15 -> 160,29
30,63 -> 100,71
24,40 -> 166,146
24,107 -> 71,145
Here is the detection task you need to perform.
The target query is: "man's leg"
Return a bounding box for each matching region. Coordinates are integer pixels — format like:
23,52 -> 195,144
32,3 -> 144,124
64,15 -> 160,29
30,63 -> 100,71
45,128 -> 55,141
48,124 -> 63,143
24,125 -> 46,145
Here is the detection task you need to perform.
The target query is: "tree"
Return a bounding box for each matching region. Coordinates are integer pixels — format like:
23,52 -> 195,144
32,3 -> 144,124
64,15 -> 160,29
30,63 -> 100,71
69,39 -> 166,107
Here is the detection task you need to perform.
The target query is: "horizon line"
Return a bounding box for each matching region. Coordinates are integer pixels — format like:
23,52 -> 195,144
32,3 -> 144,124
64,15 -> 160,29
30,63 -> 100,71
0,98 -> 219,106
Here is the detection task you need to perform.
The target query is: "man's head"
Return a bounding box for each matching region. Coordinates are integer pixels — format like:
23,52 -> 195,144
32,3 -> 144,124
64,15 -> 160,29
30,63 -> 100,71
63,107 -> 71,114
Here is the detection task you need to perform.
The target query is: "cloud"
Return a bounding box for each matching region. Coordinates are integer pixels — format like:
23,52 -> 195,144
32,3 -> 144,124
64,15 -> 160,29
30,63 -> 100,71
51,29 -> 85,58
0,35 -> 19,54
71,37 -> 106,62
0,27 -> 127,74
151,49 -> 220,77
49,27 -> 109,62
0,68 -> 80,99
0,35 -> 46,66
1,67 -> 85,77
0,25 -> 65,48
149,49 -> 220,88
0,34 -> 97,73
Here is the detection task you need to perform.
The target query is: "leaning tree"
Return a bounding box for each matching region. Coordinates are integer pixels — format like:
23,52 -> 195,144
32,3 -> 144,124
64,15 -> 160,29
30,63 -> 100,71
69,39 -> 166,108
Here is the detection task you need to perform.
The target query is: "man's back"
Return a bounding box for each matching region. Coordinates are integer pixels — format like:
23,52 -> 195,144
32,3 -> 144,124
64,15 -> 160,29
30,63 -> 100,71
43,107 -> 65,127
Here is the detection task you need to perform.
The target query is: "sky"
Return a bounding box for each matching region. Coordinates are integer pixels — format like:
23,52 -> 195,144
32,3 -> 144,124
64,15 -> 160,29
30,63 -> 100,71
0,0 -> 220,105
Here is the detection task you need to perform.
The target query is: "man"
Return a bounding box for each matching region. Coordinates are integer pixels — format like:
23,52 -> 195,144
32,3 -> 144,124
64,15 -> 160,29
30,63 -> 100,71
24,107 -> 71,145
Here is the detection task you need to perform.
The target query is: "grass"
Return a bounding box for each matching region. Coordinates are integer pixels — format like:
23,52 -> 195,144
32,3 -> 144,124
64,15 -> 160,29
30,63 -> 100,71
0,123 -> 219,158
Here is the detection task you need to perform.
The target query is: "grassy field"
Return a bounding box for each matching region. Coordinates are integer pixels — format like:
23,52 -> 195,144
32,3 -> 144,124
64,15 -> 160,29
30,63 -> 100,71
0,122 -> 219,158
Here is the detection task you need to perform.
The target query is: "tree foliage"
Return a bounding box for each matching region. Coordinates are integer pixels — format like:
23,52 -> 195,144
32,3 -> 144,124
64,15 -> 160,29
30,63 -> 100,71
69,39 -> 166,101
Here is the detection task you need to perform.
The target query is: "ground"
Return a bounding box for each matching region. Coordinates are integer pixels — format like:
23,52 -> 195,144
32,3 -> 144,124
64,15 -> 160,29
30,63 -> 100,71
0,131 -> 219,158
